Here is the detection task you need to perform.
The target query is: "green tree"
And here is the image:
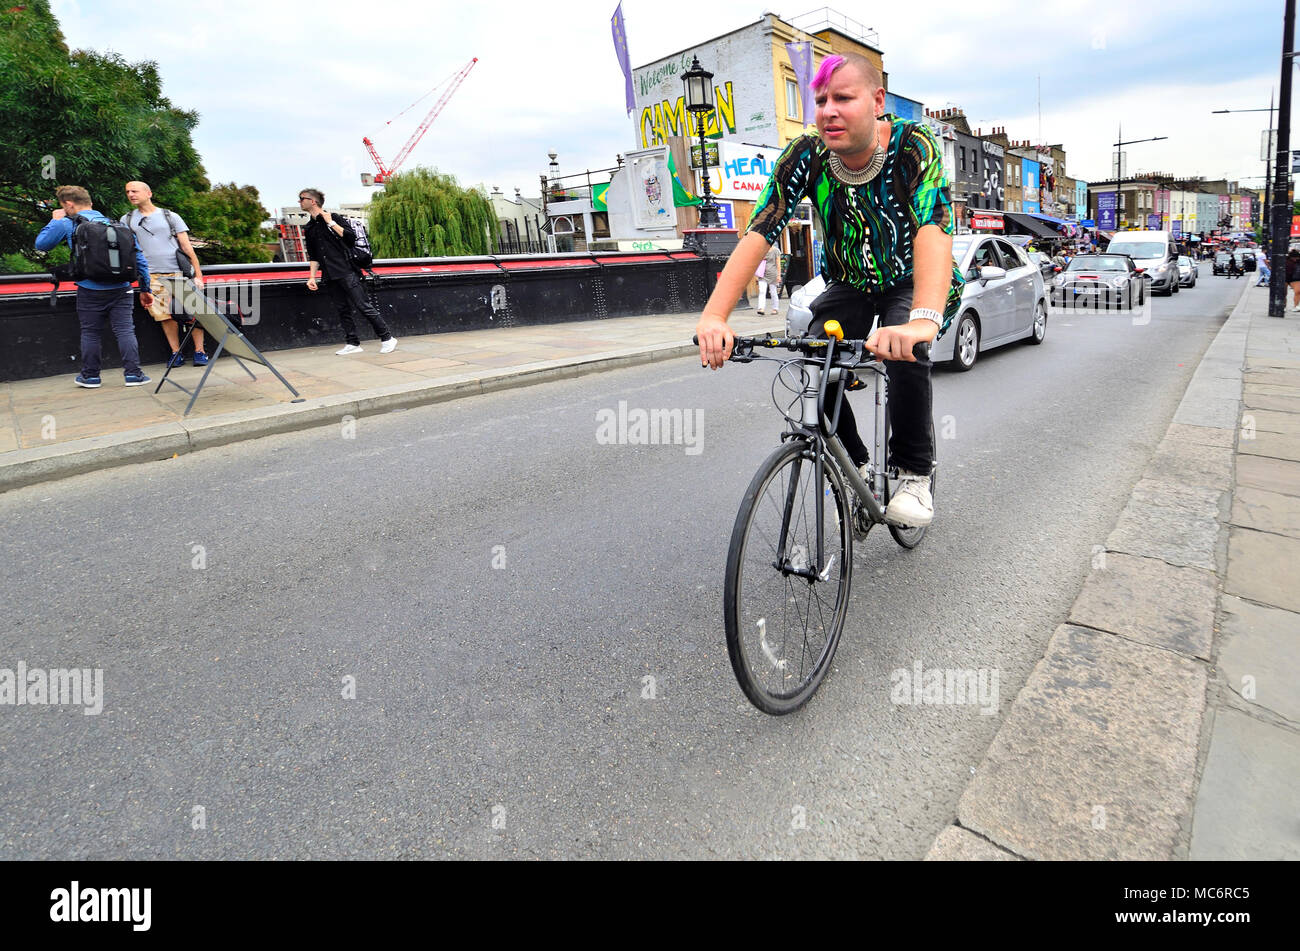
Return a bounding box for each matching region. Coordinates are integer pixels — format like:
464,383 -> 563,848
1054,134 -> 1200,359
0,2 -> 206,255
368,167 -> 498,258
0,1 -> 271,268
185,183 -> 273,264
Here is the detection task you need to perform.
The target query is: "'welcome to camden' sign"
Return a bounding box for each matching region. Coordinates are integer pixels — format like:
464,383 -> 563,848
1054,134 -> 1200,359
630,21 -> 777,150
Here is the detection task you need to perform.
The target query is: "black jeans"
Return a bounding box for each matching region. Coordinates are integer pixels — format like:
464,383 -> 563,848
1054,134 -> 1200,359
327,271 -> 391,346
76,286 -> 141,376
809,281 -> 934,474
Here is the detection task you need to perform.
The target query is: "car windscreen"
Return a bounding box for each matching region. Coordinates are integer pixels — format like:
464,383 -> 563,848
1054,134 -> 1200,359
1215,252 -> 1231,261
952,237 -> 975,262
1178,256 -> 1191,265
1067,256 -> 1127,272
1106,242 -> 1166,259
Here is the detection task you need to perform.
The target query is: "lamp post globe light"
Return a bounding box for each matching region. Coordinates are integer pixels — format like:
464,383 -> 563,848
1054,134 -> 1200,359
683,55 -> 722,228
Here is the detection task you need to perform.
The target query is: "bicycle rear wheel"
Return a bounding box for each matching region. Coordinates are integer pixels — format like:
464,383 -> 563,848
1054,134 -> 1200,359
724,440 -> 852,715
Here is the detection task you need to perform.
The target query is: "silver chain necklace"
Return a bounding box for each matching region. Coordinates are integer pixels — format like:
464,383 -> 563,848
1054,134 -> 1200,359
827,146 -> 886,186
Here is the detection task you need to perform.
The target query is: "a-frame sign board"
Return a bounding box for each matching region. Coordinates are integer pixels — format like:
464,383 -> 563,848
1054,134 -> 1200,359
154,277 -> 305,416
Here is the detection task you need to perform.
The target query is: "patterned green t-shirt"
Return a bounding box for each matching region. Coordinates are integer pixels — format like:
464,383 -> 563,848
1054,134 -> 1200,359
747,116 -> 964,334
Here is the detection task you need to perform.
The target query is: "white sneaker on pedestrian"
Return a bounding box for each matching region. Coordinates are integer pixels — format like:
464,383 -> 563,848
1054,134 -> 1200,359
336,344 -> 364,355
380,337 -> 398,353
885,469 -> 933,527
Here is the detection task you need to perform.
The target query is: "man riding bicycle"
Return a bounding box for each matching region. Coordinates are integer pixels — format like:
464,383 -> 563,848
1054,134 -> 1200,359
695,52 -> 962,527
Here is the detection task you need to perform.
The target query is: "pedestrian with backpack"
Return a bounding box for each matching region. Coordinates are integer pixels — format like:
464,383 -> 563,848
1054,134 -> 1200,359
35,185 -> 153,388
122,180 -> 208,367
299,188 -> 396,355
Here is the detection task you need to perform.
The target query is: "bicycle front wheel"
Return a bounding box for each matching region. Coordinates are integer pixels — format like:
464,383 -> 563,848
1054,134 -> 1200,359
724,441 -> 852,715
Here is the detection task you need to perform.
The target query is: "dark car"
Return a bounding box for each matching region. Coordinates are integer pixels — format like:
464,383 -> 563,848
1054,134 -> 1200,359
1049,253 -> 1145,309
1213,251 -> 1233,276
1234,249 -> 1257,272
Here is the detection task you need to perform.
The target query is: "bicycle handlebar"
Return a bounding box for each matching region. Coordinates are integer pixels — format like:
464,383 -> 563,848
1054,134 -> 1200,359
692,333 -> 929,364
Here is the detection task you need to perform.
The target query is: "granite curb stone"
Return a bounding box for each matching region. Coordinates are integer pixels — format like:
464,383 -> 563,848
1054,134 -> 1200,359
955,624 -> 1206,860
1068,552 -> 1218,660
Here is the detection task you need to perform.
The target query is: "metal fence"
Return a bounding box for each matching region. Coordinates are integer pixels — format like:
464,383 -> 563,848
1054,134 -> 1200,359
495,235 -> 555,255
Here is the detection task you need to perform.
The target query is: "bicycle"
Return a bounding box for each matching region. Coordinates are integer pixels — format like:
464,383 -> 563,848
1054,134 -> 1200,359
696,320 -> 936,715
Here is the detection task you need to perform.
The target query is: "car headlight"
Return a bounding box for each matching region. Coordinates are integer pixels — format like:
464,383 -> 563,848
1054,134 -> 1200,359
1111,277 -> 1127,286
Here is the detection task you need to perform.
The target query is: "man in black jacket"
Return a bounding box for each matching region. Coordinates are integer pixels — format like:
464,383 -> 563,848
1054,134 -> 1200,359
300,188 -> 396,354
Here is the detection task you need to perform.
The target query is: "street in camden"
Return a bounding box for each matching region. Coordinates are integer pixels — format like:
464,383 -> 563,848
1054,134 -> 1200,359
0,0 -> 1295,901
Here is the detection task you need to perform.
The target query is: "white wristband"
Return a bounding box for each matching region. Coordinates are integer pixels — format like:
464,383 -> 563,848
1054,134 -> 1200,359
909,308 -> 942,328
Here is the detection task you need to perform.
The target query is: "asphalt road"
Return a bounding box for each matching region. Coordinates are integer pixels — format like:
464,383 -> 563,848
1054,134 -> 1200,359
0,271 -> 1243,859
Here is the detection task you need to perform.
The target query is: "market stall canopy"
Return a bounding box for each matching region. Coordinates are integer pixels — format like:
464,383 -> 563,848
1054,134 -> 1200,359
1002,212 -> 1060,240
1024,211 -> 1076,235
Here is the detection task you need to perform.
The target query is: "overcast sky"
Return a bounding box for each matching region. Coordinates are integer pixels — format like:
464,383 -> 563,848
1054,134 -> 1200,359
49,0 -> 1294,213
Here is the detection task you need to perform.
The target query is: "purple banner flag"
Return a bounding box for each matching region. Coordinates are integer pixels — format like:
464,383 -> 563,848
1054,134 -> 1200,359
785,41 -> 814,125
611,3 -> 635,116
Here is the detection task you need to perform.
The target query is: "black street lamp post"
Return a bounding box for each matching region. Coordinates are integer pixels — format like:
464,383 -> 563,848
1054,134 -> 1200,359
1269,0 -> 1296,317
683,56 -> 722,229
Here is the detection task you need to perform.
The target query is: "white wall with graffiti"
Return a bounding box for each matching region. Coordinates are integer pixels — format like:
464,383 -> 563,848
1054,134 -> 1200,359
631,21 -> 777,151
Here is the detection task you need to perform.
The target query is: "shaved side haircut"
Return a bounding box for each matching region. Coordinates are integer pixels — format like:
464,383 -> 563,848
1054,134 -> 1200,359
810,52 -> 883,93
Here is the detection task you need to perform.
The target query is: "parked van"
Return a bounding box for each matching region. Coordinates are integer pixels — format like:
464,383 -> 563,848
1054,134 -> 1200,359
1105,230 -> 1180,295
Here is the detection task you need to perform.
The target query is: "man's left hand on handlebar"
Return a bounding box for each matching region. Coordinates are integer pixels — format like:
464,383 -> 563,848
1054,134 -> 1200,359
864,319 -> 937,362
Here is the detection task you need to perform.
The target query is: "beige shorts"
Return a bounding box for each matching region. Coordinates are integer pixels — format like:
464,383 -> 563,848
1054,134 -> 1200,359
147,272 -> 183,322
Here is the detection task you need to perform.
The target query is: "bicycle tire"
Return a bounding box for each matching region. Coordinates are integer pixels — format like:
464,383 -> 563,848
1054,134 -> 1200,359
885,414 -> 935,549
724,440 -> 852,715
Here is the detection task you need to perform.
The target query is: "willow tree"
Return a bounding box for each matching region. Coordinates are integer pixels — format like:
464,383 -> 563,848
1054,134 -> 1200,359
367,167 -> 498,258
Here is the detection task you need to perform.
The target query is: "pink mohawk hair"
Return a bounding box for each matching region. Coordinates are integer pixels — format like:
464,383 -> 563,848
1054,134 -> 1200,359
810,54 -> 845,91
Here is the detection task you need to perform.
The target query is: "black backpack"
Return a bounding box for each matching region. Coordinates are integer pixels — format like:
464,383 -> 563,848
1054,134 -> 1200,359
66,214 -> 139,284
47,213 -> 140,306
339,215 -> 373,269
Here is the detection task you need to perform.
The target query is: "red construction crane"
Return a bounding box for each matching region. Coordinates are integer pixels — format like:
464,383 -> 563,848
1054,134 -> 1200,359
362,57 -> 478,185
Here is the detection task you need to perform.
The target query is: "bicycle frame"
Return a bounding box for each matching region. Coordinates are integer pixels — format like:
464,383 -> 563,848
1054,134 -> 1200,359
774,343 -> 890,580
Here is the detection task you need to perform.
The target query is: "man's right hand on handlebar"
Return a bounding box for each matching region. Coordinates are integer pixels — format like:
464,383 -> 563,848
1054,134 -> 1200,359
695,314 -> 735,370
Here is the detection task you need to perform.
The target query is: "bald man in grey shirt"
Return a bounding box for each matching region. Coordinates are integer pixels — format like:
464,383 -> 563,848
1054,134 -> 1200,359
123,181 -> 207,367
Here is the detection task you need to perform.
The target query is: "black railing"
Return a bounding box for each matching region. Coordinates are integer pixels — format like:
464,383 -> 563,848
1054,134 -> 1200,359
496,236 -> 552,255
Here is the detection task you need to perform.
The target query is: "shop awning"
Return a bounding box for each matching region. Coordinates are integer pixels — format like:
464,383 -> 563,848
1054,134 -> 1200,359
1024,211 -> 1071,229
1002,212 -> 1060,240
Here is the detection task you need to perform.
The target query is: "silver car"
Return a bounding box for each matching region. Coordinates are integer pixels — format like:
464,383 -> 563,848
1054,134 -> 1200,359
1177,255 -> 1198,287
786,235 -> 1048,371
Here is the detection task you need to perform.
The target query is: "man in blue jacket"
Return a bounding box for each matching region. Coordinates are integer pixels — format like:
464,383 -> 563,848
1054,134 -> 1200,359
36,185 -> 154,388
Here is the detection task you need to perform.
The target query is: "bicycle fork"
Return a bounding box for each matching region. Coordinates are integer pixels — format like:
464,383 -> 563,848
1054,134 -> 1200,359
773,447 -> 831,582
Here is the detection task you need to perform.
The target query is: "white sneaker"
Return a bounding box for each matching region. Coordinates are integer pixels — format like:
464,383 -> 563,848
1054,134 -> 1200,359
885,470 -> 933,527
380,337 -> 398,353
336,344 -> 364,355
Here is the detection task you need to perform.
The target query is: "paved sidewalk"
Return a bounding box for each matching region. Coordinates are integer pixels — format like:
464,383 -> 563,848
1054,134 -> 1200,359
927,282 -> 1300,861
0,310 -> 780,492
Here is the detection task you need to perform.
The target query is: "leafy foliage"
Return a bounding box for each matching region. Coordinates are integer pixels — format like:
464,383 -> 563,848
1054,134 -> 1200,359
368,168 -> 498,258
184,183 -> 273,264
0,1 -> 271,268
